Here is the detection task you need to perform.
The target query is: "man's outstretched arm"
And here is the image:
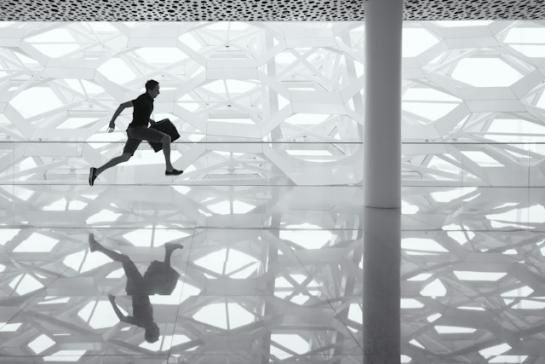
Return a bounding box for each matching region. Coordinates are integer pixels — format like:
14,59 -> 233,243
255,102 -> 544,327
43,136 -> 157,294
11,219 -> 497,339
108,294 -> 135,324
108,101 -> 133,132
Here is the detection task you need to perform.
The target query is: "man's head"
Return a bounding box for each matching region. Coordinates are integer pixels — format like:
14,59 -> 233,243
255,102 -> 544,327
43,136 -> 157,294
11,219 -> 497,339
144,322 -> 160,343
145,80 -> 160,99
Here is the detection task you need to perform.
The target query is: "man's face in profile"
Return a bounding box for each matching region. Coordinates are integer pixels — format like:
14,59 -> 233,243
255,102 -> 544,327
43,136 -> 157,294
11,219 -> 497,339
149,84 -> 160,99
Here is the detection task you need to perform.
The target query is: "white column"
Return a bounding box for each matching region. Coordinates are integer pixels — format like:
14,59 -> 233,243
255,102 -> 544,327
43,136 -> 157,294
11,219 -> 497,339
363,0 -> 402,363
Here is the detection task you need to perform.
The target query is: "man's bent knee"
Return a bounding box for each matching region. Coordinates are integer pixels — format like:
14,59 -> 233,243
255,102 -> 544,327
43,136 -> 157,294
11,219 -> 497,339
121,153 -> 132,161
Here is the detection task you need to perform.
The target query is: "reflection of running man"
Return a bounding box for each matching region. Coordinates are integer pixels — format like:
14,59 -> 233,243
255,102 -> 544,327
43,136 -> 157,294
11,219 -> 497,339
88,80 -> 183,186
88,233 -> 183,343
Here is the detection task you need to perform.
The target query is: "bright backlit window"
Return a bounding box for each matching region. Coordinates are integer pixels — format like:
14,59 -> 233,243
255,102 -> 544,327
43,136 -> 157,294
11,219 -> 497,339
451,58 -> 523,87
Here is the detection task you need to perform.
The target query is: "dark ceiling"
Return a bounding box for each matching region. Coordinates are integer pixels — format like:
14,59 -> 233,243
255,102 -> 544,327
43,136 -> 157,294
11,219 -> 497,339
0,0 -> 543,21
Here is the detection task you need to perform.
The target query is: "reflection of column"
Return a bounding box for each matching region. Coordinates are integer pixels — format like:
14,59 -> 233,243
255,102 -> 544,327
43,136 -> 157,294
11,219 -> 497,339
364,0 -> 402,362
363,208 -> 400,362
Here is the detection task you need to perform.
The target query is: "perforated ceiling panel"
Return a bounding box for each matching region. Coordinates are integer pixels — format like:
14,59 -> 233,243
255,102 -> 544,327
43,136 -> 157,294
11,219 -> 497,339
0,0 -> 544,21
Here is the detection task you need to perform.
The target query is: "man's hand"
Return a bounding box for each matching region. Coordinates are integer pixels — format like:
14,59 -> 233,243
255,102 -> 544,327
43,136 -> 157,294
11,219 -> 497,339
108,294 -> 128,322
108,101 -> 131,132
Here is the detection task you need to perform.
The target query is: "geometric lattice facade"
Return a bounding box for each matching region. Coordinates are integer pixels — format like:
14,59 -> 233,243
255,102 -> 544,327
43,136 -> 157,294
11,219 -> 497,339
404,20 -> 545,364
1,20 -> 545,363
0,22 -> 364,364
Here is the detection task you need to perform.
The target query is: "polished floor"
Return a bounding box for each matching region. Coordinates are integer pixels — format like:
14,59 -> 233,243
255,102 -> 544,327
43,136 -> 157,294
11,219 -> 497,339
0,182 -> 363,364
2,176 -> 544,363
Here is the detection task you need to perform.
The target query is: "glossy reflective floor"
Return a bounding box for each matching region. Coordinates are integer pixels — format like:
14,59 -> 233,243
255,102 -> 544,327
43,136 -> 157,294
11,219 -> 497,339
4,179 -> 545,363
0,184 -> 363,364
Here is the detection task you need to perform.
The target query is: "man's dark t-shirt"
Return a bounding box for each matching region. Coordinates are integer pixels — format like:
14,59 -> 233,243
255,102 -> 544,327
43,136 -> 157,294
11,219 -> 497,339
128,93 -> 153,129
132,294 -> 154,327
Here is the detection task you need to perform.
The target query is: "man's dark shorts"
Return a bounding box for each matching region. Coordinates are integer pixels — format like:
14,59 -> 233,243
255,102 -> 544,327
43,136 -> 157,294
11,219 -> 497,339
122,127 -> 166,156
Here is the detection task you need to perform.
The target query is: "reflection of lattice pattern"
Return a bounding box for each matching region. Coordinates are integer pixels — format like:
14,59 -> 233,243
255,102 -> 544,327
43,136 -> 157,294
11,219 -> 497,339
0,225 -> 362,363
402,21 -> 545,364
402,23 -> 545,360
402,186 -> 545,364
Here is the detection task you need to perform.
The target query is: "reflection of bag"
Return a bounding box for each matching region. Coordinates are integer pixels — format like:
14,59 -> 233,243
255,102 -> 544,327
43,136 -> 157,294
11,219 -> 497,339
148,119 -> 180,152
143,261 -> 179,295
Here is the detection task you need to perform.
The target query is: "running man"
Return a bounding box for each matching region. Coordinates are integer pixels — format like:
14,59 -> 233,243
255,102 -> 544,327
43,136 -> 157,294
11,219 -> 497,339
88,80 -> 183,186
88,233 -> 183,343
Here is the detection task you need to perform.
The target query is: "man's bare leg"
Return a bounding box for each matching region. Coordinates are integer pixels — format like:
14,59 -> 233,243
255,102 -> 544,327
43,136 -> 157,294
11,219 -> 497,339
88,233 -> 126,262
161,135 -> 183,176
89,153 -> 131,186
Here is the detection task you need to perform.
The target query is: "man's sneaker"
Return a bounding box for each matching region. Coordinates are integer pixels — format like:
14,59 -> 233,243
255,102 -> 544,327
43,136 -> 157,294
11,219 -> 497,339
165,242 -> 184,251
165,168 -> 183,176
88,167 -> 97,186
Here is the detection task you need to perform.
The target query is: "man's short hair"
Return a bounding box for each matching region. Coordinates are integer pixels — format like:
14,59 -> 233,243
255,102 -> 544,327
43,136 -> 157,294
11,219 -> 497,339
145,79 -> 159,91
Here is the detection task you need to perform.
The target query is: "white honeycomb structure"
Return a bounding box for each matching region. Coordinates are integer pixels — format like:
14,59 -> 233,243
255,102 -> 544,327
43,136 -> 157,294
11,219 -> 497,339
0,20 -> 545,364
